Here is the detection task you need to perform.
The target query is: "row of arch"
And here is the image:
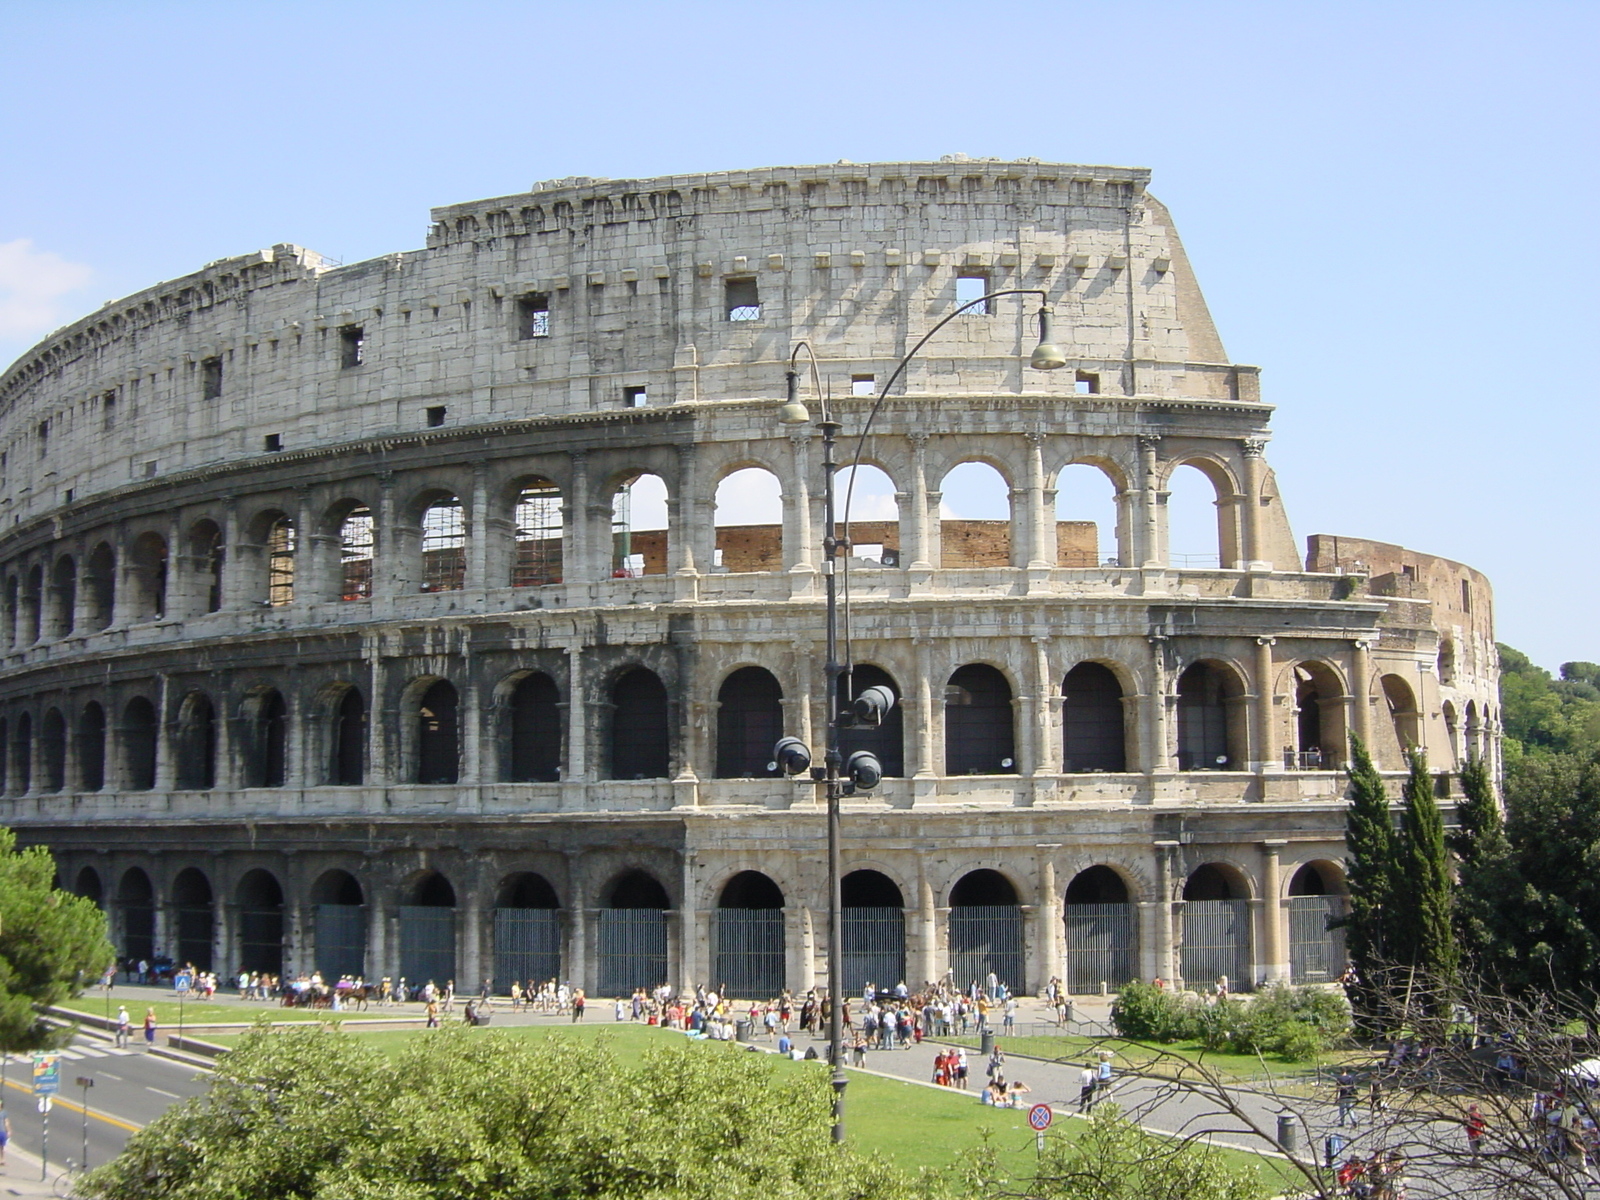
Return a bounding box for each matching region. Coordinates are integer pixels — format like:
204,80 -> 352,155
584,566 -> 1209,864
78,857 -> 1348,996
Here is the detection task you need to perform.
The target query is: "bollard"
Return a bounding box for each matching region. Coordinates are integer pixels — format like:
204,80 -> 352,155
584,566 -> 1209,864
1063,1000 -> 1074,1024
1276,1113 -> 1297,1154
980,1030 -> 994,1058
735,1018 -> 751,1043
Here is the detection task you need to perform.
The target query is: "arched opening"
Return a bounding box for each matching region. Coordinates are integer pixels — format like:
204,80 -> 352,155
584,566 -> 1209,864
1443,701 -> 1460,769
74,866 -> 104,907
265,516 -> 296,606
122,697 -> 157,791
85,543 -> 115,630
117,868 -> 155,963
77,702 -> 105,791
129,532 -> 168,620
609,668 -> 669,779
836,665 -> 904,778
834,464 -> 899,568
712,467 -> 783,572
493,872 -> 560,991
1181,864 -> 1251,990
175,693 -> 217,790
421,496 -> 466,592
11,712 -> 31,793
21,565 -> 42,643
1288,861 -> 1348,984
338,506 -> 375,600
949,870 -> 1024,994
171,867 -> 214,970
243,690 -> 287,788
1291,663 -> 1345,770
49,555 -> 76,639
1165,462 -> 1234,569
1465,701 -> 1482,763
1380,674 -> 1420,755
330,687 -> 365,785
399,871 -> 457,987
1062,662 -> 1127,772
237,869 -> 285,975
1176,662 -> 1245,770
1055,463 -> 1124,567
938,461 -> 1011,568
416,680 -> 459,785
716,871 -> 785,998
1437,638 -> 1456,686
840,869 -> 905,995
512,479 -> 563,587
504,673 -> 561,782
188,520 -> 224,614
610,473 -> 668,577
715,667 -> 783,778
2,576 -> 15,649
1063,866 -> 1136,994
40,707 -> 66,793
944,664 -> 1015,775
311,869 -> 366,980
597,870 -> 669,996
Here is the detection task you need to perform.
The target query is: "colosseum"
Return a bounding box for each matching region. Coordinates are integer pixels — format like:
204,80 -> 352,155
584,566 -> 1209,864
0,159 -> 1497,999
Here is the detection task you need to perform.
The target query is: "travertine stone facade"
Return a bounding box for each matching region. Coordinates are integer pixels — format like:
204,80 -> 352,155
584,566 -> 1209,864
0,161 -> 1496,998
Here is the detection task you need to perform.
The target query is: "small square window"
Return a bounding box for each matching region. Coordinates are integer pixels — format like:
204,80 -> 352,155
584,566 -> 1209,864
264,434 -> 283,452
725,277 -> 760,322
339,325 -> 365,368
851,374 -> 876,397
624,385 -> 648,408
1075,371 -> 1100,394
201,356 -> 223,400
956,273 -> 990,314
426,406 -> 447,427
517,293 -> 550,339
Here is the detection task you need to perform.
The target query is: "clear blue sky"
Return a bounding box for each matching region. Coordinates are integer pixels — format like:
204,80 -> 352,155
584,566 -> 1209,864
1,1 -> 1593,669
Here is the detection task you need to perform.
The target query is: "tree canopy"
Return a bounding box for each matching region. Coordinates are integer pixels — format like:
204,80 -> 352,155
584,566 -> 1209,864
0,825 -> 114,1051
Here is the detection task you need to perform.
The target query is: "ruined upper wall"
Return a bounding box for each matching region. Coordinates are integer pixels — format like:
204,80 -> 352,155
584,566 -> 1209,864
0,160 -> 1260,524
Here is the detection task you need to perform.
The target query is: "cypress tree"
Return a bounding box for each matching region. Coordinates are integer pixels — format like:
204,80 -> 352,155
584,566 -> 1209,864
1342,734 -> 1395,1016
1394,749 -> 1459,1013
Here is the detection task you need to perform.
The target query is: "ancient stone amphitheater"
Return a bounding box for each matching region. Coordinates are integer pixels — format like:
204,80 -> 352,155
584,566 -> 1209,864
0,160 -> 1496,998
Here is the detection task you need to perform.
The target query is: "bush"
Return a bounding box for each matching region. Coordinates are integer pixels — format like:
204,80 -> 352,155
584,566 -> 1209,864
1111,979 -> 1200,1042
1112,981 -> 1350,1061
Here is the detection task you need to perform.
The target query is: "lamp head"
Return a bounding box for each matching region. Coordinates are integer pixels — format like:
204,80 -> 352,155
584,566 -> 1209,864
778,368 -> 813,425
1029,307 -> 1068,371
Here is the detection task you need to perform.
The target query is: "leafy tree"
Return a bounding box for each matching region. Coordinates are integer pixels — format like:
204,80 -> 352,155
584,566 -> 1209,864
0,825 -> 114,1051
1028,1106 -> 1268,1200
1497,644 -> 1600,765
1391,750 -> 1458,1009
1339,735 -> 1394,1016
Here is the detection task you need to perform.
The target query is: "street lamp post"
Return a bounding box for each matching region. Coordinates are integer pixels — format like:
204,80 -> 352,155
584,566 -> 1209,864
774,290 -> 1065,1143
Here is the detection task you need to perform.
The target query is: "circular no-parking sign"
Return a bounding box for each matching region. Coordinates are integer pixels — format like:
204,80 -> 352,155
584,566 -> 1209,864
1028,1103 -> 1052,1131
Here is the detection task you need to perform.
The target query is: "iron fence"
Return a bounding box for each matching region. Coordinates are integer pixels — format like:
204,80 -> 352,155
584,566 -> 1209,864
714,909 -> 785,998
239,906 -> 284,975
948,905 -> 1025,995
398,905 -> 456,987
1180,899 -> 1251,990
1289,895 -> 1347,983
315,904 -> 366,980
841,906 -> 904,994
493,908 -> 560,991
1064,903 -> 1137,994
596,909 -> 667,996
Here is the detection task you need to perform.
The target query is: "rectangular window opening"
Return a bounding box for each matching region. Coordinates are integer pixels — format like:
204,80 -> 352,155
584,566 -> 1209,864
851,374 -> 876,396
1461,579 -> 1472,613
339,325 -> 365,368
264,434 -> 283,452
1075,371 -> 1100,394
517,293 -> 550,339
201,356 -> 223,400
624,385 -> 648,408
725,277 -> 761,322
102,392 -> 117,431
36,420 -> 48,458
956,272 -> 990,314
426,406 -> 447,428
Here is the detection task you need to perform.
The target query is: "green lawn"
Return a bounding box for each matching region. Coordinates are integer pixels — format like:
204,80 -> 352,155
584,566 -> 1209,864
203,1020 -> 1297,1188
58,998 -> 379,1029
944,1032 -> 1336,1082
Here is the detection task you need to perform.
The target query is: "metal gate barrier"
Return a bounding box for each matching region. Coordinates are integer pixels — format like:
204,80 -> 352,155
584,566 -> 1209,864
1180,900 -> 1251,990
715,908 -> 785,999
841,906 -> 904,996
398,905 -> 457,988
1063,903 -> 1137,994
122,905 -> 154,963
949,906 -> 1025,995
238,906 -> 284,975
494,908 -> 560,991
596,909 -> 667,996
315,904 -> 366,980
1288,896 -> 1346,983
176,905 -> 213,971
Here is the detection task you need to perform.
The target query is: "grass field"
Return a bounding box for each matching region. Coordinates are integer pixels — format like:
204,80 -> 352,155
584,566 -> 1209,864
201,1020 -> 1298,1187
59,998 -> 371,1029
944,1032 -> 1337,1081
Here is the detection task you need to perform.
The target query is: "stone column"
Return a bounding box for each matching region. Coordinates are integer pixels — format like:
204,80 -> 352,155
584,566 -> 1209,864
285,670 -> 308,788
1145,636 -> 1170,772
679,854 -> 701,993
906,433 -> 932,569
294,487 -> 317,604
671,444 -> 702,576
565,452 -> 591,583
1240,438 -> 1269,569
788,904 -> 816,993
1154,841 -> 1179,987
1259,840 -> 1287,985
153,673 -> 175,792
1138,436 -> 1163,566
1031,636 -> 1054,777
913,636 -> 937,778
373,472 -> 398,601
564,646 -> 587,781
215,896 -> 234,979
466,464 -> 490,591
460,893 -> 484,991
1024,432 -> 1052,568
916,871 -> 938,986
1254,637 -> 1277,773
1350,639 -> 1373,759
1036,857 -> 1062,993
460,644 -> 481,786
786,432 -> 815,572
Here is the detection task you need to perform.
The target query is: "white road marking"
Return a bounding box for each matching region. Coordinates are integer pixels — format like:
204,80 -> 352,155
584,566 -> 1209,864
145,1087 -> 180,1099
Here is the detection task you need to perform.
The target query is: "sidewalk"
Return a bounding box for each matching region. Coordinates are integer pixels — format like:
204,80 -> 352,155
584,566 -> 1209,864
0,1143 -> 66,1199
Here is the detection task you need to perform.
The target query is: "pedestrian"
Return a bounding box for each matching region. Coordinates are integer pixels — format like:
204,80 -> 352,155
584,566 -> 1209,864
572,987 -> 585,1021
143,1006 -> 157,1048
1078,1062 -> 1097,1113
1465,1103 -> 1486,1158
1335,1069 -> 1359,1128
955,1047 -> 969,1090
1368,1074 -> 1385,1118
426,998 -> 440,1028
0,1105 -> 10,1166
116,1004 -> 131,1048
1003,995 -> 1017,1034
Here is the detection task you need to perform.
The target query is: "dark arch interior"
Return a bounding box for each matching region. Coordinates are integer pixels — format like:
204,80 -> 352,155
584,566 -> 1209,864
1065,864 -> 1129,904
410,871 -> 457,907
78,702 -> 106,791
117,867 -> 153,903
311,869 -> 364,906
1176,662 -> 1235,770
507,672 -> 561,782
715,666 -> 784,778
250,690 -> 287,788
333,688 -> 366,785
123,697 -> 158,790
171,867 -> 212,906
237,869 -> 284,908
611,668 -> 670,779
950,868 -> 1018,906
837,664 -> 904,777
74,866 -> 104,905
1183,864 -> 1241,901
1289,863 -> 1334,896
841,868 -> 903,909
497,872 -> 559,908
945,663 -> 1015,775
417,680 -> 460,785
719,870 -> 784,909
608,870 -> 669,909
1062,662 -> 1126,772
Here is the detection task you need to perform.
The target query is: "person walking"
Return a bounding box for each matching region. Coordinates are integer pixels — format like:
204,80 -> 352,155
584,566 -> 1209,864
572,988 -> 586,1021
116,1004 -> 131,1049
1465,1103 -> 1486,1158
0,1105 -> 10,1167
143,1006 -> 158,1049
1078,1062 -> 1098,1113
1334,1069 -> 1360,1128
